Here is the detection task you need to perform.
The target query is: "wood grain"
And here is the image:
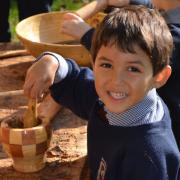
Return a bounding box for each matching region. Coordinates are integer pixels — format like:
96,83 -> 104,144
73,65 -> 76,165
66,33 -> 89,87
23,99 -> 38,128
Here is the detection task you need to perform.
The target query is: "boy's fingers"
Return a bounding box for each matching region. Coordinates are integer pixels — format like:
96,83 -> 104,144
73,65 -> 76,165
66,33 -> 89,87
23,79 -> 34,98
30,82 -> 42,99
29,84 -> 40,100
24,76 -> 39,99
23,86 -> 31,98
23,69 -> 36,97
30,81 -> 50,100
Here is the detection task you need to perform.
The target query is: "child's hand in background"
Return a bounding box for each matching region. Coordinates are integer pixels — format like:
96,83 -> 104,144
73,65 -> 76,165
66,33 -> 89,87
107,0 -> 130,7
23,55 -> 59,100
61,13 -> 91,40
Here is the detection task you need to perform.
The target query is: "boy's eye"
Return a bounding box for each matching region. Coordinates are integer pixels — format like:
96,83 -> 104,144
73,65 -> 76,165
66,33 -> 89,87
100,63 -> 112,69
128,66 -> 141,73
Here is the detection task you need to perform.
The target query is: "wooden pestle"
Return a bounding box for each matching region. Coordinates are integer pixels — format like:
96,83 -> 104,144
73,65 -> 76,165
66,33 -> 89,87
23,99 -> 38,128
0,90 -> 38,128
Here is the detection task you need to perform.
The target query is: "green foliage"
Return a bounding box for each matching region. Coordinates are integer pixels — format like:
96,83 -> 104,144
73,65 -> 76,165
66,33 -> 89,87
9,0 -> 18,41
9,0 -> 91,41
52,0 -> 86,11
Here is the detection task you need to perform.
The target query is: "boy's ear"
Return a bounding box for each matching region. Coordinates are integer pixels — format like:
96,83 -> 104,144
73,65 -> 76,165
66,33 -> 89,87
153,65 -> 171,88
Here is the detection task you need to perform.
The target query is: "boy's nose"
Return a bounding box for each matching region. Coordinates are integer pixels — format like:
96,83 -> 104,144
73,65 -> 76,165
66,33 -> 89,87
111,71 -> 126,86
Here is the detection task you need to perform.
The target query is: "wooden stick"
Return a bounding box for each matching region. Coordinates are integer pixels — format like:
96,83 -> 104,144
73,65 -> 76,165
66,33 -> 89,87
23,99 -> 38,128
0,90 -> 24,97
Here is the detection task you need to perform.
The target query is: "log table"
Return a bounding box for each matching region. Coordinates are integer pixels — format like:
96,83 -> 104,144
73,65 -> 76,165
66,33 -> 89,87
0,43 -> 89,180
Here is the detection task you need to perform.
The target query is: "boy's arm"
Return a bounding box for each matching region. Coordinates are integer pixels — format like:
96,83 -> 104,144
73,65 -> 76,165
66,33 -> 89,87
23,52 -> 68,99
24,54 -> 58,99
50,59 -> 97,120
24,52 -> 95,120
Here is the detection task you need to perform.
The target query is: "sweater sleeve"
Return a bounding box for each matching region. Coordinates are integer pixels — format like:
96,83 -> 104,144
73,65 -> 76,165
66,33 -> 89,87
50,59 -> 98,120
80,28 -> 95,51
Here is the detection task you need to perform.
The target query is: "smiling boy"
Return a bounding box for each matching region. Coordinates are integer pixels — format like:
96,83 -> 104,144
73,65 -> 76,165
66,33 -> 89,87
24,5 -> 180,180
93,44 -> 158,114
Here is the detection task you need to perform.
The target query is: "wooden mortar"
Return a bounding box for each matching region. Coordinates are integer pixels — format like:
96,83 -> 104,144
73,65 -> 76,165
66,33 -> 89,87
0,116 -> 52,173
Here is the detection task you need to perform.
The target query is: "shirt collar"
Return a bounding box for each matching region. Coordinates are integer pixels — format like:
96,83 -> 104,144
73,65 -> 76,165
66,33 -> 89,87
103,88 -> 164,127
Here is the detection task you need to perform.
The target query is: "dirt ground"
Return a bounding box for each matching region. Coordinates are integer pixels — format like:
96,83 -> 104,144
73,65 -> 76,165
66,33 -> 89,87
0,43 -> 89,180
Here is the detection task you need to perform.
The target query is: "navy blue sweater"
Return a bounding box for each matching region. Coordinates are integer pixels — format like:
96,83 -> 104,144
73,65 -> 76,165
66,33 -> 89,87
50,60 -> 180,180
80,0 -> 180,150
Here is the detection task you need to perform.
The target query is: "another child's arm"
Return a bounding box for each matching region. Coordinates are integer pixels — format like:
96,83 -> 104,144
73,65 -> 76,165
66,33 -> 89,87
107,0 -> 130,6
80,0 -> 153,51
152,0 -> 180,10
60,0 -> 153,50
60,13 -> 91,41
60,0 -> 132,41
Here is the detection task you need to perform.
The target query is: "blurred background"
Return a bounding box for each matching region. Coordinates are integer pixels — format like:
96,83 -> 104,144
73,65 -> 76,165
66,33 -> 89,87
9,0 -> 91,41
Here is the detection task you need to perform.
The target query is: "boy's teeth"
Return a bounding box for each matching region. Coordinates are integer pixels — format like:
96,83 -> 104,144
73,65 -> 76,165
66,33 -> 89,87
110,92 -> 127,99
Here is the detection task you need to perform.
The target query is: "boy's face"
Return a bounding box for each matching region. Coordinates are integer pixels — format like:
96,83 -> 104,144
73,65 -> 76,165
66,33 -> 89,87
93,44 -> 156,113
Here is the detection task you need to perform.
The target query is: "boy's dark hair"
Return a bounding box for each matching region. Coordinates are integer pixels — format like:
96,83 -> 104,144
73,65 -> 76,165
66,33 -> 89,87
91,5 -> 173,75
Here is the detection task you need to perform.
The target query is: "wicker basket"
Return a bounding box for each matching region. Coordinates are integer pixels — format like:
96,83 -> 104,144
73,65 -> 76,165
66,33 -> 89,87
16,11 -> 105,66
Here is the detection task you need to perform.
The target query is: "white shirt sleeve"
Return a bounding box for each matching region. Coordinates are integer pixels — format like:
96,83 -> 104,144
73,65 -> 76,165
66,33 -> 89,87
35,51 -> 69,83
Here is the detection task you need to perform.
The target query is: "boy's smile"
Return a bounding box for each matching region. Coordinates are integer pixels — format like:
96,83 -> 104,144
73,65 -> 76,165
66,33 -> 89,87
93,44 -> 156,113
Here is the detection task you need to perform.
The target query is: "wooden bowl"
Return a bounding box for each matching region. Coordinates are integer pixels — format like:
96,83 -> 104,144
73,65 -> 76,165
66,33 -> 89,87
16,11 -> 105,66
0,117 -> 52,173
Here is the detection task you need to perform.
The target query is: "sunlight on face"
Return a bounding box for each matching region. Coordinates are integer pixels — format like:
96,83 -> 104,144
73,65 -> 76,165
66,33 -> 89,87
93,44 -> 155,113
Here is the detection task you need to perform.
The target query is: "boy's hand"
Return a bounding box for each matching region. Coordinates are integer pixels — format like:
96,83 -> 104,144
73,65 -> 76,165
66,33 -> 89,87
106,0 -> 130,7
61,13 -> 91,40
38,94 -> 61,124
23,55 -> 59,100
